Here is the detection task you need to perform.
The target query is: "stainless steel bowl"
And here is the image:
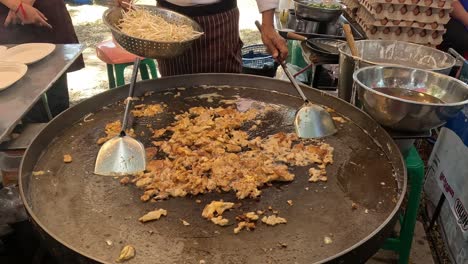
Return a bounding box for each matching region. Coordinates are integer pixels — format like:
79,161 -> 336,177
338,40 -> 457,103
293,0 -> 343,22
353,66 -> 468,132
103,6 -> 203,59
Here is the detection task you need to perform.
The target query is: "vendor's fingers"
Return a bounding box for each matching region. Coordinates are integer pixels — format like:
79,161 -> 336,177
37,10 -> 48,21
261,35 -> 279,59
273,37 -> 288,62
4,14 -> 12,27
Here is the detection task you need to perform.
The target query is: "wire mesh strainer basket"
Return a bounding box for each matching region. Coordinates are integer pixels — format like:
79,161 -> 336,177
103,5 -> 203,59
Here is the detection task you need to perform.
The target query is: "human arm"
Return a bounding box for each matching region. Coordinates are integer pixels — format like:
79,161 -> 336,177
256,0 -> 288,62
2,0 -> 51,28
451,0 -> 468,28
4,0 -> 35,26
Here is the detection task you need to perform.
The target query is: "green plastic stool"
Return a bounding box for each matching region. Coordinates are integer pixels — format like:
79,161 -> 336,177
107,58 -> 158,89
382,146 -> 425,264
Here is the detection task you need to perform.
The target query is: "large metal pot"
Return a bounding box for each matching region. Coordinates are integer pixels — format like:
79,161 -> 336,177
337,40 -> 457,103
353,66 -> 468,132
293,0 -> 343,22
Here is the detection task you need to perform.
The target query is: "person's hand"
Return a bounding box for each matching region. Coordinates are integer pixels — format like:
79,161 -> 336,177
4,10 -> 20,26
260,24 -> 288,63
114,0 -> 131,10
6,3 -> 52,28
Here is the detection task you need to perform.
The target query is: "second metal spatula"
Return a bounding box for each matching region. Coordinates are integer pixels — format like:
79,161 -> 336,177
94,58 -> 146,176
255,21 -> 337,139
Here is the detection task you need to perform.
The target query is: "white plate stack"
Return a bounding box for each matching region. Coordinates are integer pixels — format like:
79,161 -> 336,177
0,43 -> 55,91
343,0 -> 453,46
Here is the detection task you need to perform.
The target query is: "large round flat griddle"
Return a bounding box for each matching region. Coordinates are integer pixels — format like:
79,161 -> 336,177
20,74 -> 406,264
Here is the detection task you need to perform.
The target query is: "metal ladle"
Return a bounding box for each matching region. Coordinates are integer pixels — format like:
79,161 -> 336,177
255,21 -> 337,138
94,58 -> 146,176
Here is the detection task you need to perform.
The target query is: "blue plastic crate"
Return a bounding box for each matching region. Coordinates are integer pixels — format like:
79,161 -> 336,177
241,44 -> 278,77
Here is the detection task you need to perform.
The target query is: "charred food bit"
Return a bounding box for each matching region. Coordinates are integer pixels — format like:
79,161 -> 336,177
309,168 -> 326,182
234,221 -> 256,234
245,212 -> 259,221
261,215 -> 287,226
324,236 -> 333,245
131,104 -> 165,117
211,216 -> 229,226
120,177 -> 130,185
351,202 -> 358,210
63,154 -> 72,163
202,201 -> 234,219
287,200 -> 293,206
181,219 -> 190,226
96,120 -> 136,145
332,117 -> 346,123
116,245 -> 135,262
32,171 -> 45,176
138,209 -> 167,223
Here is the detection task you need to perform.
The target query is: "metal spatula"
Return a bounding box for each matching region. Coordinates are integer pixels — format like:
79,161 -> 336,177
94,58 -> 146,176
255,21 -> 337,138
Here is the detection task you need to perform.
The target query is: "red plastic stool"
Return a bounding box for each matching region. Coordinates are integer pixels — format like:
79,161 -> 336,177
96,39 -> 158,89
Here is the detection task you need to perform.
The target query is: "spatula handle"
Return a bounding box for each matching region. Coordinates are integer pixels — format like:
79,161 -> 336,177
121,57 -> 141,135
343,24 -> 359,57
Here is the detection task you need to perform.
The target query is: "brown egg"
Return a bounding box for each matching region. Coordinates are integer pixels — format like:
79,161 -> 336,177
420,30 -> 426,37
432,31 -> 438,39
431,22 -> 438,29
392,20 -> 401,25
376,4 -> 383,13
439,9 -> 445,17
407,29 -> 414,36
438,1 -> 445,7
381,18 -> 388,25
400,6 -> 407,14
395,28 -> 402,35
426,8 -> 432,16
383,28 -> 390,34
413,6 -> 420,15
424,0 -> 433,6
371,27 -> 378,34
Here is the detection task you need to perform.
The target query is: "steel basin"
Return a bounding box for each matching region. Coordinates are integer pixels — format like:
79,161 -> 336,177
338,40 -> 457,103
353,66 -> 468,132
293,0 -> 343,22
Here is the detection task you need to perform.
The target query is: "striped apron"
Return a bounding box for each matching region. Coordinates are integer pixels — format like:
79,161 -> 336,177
157,0 -> 243,76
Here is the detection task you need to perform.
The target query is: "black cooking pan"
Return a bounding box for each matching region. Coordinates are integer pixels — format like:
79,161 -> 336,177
19,74 -> 406,264
281,31 -> 344,59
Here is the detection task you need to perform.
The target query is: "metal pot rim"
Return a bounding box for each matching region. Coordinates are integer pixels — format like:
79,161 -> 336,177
352,65 -> 468,107
338,40 -> 457,72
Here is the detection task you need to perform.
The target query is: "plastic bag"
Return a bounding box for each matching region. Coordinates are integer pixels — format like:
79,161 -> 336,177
0,185 -> 27,226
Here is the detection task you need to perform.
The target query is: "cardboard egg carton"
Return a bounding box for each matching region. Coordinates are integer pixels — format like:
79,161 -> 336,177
343,0 -> 361,17
356,18 -> 444,45
356,7 -> 446,30
366,0 -> 452,10
343,0 -> 361,11
358,0 -> 452,23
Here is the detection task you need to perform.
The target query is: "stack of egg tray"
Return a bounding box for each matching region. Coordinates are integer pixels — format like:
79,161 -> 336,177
348,0 -> 453,45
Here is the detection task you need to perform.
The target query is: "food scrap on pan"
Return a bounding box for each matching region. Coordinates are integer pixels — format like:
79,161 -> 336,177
139,209 -> 167,223
63,154 -> 72,163
132,103 -> 165,117
261,215 -> 287,226
96,120 -> 136,145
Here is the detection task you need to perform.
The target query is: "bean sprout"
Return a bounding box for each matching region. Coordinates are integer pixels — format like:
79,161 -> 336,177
118,1 -> 203,43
